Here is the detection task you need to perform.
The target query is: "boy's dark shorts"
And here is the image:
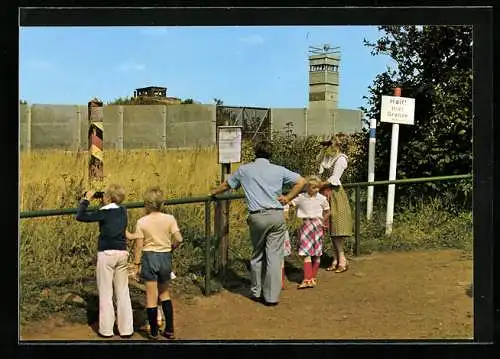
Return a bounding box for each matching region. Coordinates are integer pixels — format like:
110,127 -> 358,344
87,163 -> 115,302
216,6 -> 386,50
140,251 -> 172,283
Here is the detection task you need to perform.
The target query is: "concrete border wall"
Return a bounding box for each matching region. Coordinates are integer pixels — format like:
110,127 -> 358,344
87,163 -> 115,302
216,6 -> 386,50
19,103 -> 361,151
20,104 -> 217,151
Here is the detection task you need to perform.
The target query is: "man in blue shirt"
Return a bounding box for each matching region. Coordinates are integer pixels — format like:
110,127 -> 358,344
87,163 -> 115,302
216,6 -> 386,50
210,140 -> 305,306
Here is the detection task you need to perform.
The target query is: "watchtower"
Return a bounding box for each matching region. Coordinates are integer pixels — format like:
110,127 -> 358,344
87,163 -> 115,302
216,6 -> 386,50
308,44 -> 340,111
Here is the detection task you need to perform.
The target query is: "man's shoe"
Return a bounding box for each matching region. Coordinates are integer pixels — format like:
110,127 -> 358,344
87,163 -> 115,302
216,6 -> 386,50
249,295 -> 263,303
263,301 -> 278,307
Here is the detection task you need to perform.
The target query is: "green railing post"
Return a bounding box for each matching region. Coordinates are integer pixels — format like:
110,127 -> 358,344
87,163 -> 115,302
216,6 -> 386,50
204,200 -> 211,296
355,185 -> 361,257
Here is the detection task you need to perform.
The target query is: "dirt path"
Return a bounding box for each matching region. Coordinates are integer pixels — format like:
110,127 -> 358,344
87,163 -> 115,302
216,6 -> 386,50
21,250 -> 473,340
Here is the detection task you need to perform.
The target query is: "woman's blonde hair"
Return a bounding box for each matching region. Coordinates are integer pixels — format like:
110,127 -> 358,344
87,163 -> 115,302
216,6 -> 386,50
143,186 -> 164,214
333,132 -> 350,154
318,144 -> 336,159
105,184 -> 126,204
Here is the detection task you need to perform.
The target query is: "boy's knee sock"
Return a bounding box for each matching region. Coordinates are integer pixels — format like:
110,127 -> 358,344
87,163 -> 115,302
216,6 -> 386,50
312,256 -> 321,278
146,307 -> 159,337
161,299 -> 174,333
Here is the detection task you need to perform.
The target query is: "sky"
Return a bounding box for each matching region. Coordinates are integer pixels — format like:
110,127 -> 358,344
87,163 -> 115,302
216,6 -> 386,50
19,26 -> 396,110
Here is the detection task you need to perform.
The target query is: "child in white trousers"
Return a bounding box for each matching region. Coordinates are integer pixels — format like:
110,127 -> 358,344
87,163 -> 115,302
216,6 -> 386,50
76,185 -> 134,338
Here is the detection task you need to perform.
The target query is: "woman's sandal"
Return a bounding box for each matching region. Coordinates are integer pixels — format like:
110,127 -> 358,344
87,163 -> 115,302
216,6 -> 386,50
297,280 -> 314,289
325,261 -> 338,271
335,264 -> 349,273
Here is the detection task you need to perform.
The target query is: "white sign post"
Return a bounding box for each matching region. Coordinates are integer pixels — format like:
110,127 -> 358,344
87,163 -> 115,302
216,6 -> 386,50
216,125 -> 242,282
380,92 -> 415,235
366,118 -> 377,221
217,126 -> 243,164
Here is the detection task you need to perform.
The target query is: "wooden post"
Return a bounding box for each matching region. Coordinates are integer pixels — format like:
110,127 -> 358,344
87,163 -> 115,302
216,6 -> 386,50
88,98 -> 104,184
214,116 -> 231,283
216,163 -> 231,282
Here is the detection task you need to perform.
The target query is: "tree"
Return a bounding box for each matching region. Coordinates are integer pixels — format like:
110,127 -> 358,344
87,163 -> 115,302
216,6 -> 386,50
361,25 -> 472,209
181,98 -> 194,104
19,99 -> 28,104
213,98 -> 224,106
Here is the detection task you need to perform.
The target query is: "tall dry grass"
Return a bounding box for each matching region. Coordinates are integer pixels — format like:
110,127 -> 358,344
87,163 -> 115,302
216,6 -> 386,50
20,147 -> 222,210
20,148 -> 249,283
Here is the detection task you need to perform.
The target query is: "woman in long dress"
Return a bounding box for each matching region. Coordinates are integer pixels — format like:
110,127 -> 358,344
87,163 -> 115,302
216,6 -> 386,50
317,132 -> 353,273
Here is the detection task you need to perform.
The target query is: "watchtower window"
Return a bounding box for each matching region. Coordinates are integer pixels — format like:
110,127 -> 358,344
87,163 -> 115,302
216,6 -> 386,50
310,64 -> 334,72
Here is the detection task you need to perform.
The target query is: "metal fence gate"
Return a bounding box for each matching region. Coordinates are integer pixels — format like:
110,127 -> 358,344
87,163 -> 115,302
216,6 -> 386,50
216,106 -> 271,142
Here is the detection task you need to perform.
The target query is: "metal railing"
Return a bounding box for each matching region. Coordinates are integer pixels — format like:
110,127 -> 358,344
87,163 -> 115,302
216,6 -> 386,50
20,173 -> 471,295
342,173 -> 472,257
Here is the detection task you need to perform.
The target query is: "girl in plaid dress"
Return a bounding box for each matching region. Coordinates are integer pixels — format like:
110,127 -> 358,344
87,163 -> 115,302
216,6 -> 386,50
288,176 -> 330,289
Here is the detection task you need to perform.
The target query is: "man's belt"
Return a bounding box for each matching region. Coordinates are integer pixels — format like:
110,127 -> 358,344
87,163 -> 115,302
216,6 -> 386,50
248,208 -> 282,214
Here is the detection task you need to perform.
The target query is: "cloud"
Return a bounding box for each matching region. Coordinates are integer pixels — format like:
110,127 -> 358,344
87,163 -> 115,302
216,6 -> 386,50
240,34 -> 264,45
117,63 -> 146,72
140,27 -> 169,37
25,60 -> 55,71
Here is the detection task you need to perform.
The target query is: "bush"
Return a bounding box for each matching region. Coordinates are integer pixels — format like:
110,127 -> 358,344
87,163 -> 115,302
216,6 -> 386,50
242,122 -> 367,183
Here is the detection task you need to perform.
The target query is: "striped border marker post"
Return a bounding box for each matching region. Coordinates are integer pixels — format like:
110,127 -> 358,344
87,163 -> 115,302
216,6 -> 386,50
88,98 -> 104,184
